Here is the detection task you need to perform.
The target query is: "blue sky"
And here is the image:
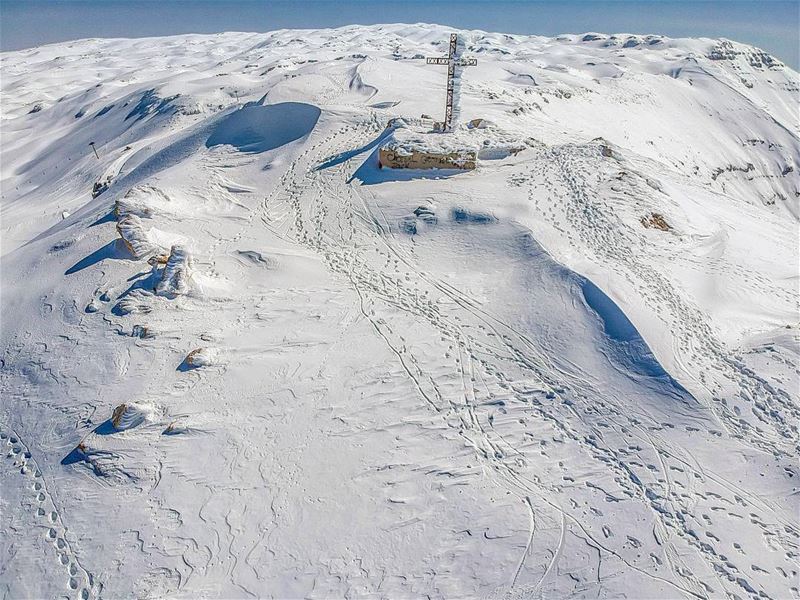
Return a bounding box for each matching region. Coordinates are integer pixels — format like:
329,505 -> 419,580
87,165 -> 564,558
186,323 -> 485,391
2,0 -> 798,68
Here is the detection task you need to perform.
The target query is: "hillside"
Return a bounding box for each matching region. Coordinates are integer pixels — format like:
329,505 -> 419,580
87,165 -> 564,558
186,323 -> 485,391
1,24 -> 798,599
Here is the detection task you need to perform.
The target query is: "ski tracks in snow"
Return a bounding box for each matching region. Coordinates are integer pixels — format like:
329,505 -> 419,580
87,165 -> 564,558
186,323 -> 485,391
245,119 -> 800,598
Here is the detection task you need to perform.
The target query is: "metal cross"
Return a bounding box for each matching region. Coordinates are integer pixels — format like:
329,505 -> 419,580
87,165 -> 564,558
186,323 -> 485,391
426,34 -> 477,132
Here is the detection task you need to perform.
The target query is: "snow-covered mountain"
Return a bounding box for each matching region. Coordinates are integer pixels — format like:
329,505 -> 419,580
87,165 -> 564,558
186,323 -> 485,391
1,23 -> 798,599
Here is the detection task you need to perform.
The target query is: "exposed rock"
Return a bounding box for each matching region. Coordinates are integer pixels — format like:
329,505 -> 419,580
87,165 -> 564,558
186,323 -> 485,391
711,163 -> 755,181
379,128 -> 477,170
452,207 -> 496,224
162,422 -> 185,436
235,250 -> 278,269
131,325 -> 155,339
645,178 -> 663,192
379,146 -> 476,170
413,205 -> 437,224
92,176 -> 113,198
183,347 -> 218,368
111,403 -> 128,428
147,253 -> 170,267
640,212 -> 671,231
400,217 -> 418,235
468,118 -> 491,129
708,40 -> 784,69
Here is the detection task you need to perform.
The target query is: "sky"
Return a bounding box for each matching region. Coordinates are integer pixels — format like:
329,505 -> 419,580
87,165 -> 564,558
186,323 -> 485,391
1,0 -> 798,69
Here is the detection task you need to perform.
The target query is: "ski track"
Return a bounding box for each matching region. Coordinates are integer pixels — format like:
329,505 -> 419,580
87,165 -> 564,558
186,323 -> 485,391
232,113 -> 797,598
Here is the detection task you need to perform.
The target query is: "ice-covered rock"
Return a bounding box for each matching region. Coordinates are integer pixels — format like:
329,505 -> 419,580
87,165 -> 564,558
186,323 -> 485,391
114,185 -> 168,219
155,245 -> 192,297
116,214 -> 157,259
114,289 -> 153,315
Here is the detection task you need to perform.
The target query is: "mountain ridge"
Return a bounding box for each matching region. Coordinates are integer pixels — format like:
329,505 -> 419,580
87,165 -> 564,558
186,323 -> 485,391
1,23 -> 798,599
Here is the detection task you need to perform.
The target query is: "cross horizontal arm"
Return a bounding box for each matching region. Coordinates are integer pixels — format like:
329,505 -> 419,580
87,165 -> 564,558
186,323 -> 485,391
426,57 -> 477,66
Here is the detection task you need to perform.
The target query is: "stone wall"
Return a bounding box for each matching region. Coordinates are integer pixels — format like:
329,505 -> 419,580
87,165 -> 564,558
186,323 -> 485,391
378,147 -> 476,170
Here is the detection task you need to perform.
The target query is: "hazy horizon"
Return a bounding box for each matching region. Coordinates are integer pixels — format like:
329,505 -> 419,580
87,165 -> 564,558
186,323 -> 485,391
1,0 -> 798,69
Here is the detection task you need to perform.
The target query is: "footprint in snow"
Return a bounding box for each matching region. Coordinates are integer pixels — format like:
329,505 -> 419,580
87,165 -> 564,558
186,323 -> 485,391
1,427 -> 99,599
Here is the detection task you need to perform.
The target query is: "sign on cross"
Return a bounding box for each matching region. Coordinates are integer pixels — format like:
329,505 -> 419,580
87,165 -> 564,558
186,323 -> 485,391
426,34 -> 477,132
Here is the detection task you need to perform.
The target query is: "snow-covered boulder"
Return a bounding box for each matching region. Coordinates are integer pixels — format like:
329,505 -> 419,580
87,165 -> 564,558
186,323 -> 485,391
114,185 -> 167,219
183,347 -> 218,368
115,289 -> 153,315
155,245 -> 192,297
379,123 -> 528,169
110,402 -> 156,431
116,214 -> 157,259
91,176 -> 113,198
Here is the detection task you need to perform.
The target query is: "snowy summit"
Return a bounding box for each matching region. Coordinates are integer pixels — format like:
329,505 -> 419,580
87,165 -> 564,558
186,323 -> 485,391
1,23 -> 798,599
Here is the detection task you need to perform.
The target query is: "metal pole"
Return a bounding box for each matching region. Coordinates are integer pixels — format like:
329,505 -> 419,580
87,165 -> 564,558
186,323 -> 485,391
89,142 -> 99,159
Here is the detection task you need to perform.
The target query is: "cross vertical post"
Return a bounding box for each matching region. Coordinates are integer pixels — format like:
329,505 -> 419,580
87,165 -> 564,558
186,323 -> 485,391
426,34 -> 477,132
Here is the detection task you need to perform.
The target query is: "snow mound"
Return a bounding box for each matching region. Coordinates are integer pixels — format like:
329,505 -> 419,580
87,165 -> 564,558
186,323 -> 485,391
205,102 -> 321,153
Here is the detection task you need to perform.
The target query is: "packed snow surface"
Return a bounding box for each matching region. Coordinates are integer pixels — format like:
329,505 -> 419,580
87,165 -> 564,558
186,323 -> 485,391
1,24 -> 799,599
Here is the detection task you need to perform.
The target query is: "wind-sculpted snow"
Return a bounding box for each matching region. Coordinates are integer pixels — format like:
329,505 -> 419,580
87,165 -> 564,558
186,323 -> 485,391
580,278 -> 680,383
1,23 -> 798,600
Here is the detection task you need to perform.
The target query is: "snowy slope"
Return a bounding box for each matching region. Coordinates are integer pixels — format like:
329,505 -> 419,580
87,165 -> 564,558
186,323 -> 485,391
1,24 -> 798,599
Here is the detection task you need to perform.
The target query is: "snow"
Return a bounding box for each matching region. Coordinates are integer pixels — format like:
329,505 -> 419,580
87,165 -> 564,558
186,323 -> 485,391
1,23 -> 798,600
205,102 -> 321,152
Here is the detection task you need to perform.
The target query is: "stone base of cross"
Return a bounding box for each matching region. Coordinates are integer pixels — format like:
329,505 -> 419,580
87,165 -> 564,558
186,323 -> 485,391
426,34 -> 477,132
